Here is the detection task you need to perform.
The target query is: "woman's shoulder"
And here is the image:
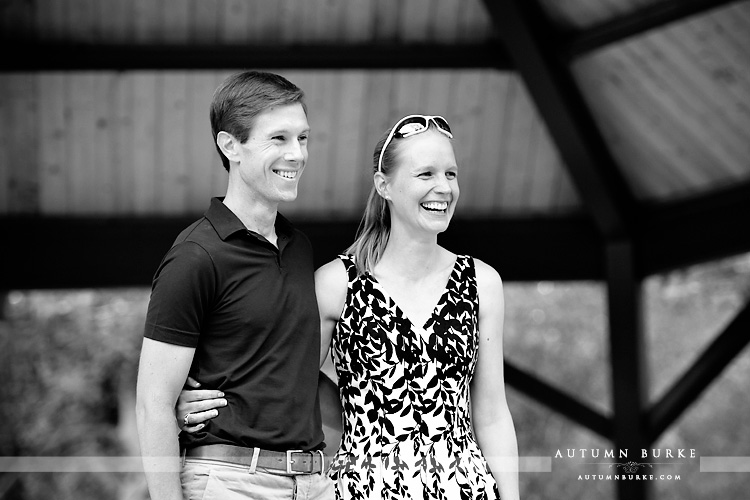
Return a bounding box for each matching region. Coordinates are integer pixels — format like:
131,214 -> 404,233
468,256 -> 503,289
315,257 -> 349,283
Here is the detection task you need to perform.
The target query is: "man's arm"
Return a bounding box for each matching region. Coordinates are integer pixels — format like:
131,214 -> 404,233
136,338 -> 195,500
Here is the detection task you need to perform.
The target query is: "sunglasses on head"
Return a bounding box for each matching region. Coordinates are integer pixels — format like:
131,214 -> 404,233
377,115 -> 453,173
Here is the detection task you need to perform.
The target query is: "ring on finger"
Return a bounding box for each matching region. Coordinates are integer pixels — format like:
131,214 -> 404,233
183,413 -> 191,426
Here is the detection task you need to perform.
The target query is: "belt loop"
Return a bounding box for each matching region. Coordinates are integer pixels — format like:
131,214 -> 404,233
181,447 -> 186,468
317,450 -> 326,474
248,447 -> 260,474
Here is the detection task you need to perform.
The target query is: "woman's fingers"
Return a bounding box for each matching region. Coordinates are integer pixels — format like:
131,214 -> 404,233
181,389 -> 225,403
180,397 -> 227,414
185,376 -> 202,389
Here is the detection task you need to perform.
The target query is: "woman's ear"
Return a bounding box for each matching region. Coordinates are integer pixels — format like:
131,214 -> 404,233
216,131 -> 240,163
374,172 -> 390,200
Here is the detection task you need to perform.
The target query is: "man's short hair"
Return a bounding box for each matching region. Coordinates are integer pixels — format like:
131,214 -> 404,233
210,71 -> 307,171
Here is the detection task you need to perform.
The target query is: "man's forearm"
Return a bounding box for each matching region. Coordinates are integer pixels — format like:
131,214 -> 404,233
137,403 -> 185,500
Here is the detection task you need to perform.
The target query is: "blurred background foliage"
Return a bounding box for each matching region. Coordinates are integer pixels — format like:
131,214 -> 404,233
0,252 -> 749,499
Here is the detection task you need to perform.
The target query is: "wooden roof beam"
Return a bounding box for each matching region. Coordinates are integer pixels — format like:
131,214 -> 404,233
505,362 -> 613,439
636,181 -> 750,277
480,0 -> 636,239
0,42 -> 513,72
565,0 -> 742,59
647,301 -> 750,441
0,215 -> 603,290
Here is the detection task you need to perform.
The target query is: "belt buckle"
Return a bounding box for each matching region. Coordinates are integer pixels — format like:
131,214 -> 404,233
286,449 -> 303,474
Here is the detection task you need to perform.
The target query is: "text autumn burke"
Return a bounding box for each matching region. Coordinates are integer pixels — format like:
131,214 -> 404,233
555,449 -> 697,459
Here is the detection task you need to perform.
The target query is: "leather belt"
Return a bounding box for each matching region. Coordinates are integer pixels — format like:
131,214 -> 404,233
185,444 -> 326,474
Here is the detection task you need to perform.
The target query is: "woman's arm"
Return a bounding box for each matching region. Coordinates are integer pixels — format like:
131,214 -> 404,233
315,259 -> 348,368
314,259 -> 348,437
472,259 -> 520,500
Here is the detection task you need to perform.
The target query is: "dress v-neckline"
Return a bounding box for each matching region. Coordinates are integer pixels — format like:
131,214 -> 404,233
367,256 -> 460,331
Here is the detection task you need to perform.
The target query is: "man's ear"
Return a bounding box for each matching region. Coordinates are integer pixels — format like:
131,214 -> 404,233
216,131 -> 240,163
374,172 -> 390,200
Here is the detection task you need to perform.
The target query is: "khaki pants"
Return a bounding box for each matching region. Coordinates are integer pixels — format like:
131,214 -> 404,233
181,458 -> 335,500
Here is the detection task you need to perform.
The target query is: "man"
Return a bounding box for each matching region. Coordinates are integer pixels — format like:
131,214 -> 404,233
136,71 -> 333,500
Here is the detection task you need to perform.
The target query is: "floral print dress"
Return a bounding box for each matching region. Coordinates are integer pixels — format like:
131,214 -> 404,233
328,254 -> 500,500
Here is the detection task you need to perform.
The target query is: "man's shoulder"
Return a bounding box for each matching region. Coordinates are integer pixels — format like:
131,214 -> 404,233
174,216 -> 215,245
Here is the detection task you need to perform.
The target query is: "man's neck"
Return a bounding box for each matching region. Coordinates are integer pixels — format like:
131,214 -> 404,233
222,193 -> 278,243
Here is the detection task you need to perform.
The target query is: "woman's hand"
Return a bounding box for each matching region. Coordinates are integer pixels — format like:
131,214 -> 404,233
176,377 -> 227,433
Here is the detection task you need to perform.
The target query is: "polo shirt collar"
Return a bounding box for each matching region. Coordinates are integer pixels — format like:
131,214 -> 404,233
204,197 -> 294,242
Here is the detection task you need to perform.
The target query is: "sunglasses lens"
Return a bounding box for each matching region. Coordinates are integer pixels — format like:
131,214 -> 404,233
433,117 -> 451,135
394,117 -> 429,137
396,122 -> 427,136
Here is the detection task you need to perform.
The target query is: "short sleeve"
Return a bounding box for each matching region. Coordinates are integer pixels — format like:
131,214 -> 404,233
143,241 -> 216,347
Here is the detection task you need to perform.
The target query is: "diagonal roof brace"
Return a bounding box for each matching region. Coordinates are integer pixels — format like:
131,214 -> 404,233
480,0 -> 636,239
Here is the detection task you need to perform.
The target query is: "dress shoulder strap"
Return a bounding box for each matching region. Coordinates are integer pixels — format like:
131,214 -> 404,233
337,254 -> 359,282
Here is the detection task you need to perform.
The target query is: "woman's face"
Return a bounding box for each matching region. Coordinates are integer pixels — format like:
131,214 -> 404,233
381,129 -> 459,236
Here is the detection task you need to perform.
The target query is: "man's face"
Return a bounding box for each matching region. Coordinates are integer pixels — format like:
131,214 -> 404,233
233,103 -> 310,205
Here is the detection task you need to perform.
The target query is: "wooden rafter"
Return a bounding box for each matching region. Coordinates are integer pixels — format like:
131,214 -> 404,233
0,42 -> 512,72
637,181 -> 750,277
505,363 -> 613,439
647,301 -> 750,441
0,216 -> 602,290
565,0 -> 743,59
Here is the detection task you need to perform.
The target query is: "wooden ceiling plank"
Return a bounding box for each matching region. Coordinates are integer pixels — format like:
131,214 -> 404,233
430,0 -> 462,43
160,72 -> 190,215
491,75 -> 517,212
481,0 -> 635,237
0,78 -> 12,214
448,71 -> 486,213
93,72 -> 116,215
133,0 -> 161,44
500,80 -> 537,212
573,51 -> 707,199
186,72 -> 221,212
341,0 -> 374,43
330,71 -> 369,215
616,42 -> 739,186
524,113 -> 557,212
35,0 -> 67,42
112,73 -> 136,214
191,0 -> 220,45
400,0 -> 433,43
473,72 -> 510,212
38,73 -> 69,214
221,0 -> 252,45
68,73 -> 97,214
650,29 -> 750,173
373,0 -> 401,42
132,73 -> 159,215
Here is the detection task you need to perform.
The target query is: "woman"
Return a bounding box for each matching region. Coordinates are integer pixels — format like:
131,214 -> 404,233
179,115 -> 520,500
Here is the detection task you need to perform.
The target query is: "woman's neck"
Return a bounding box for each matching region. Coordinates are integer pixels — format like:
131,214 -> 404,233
376,225 -> 443,281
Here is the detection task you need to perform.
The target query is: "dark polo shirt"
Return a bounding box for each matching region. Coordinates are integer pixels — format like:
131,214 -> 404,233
144,197 -> 324,452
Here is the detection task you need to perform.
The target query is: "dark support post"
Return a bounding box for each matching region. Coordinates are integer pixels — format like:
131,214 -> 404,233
606,240 -> 651,500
